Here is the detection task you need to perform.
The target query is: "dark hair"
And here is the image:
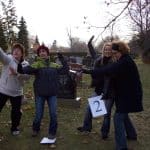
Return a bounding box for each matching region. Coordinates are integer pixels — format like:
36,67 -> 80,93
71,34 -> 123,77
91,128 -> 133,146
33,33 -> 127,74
112,43 -> 119,51
112,41 -> 130,54
12,43 -> 25,62
12,43 -> 25,55
36,45 -> 49,56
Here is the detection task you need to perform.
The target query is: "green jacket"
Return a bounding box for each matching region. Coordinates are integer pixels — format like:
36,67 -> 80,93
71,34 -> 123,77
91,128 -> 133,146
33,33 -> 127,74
20,56 -> 69,96
31,57 -> 61,69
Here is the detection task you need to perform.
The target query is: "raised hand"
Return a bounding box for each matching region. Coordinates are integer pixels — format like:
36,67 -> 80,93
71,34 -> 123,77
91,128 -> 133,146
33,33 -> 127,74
88,35 -> 95,45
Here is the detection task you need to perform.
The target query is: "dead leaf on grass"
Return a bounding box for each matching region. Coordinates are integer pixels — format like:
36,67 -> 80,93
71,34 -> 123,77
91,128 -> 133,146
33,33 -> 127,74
0,136 -> 4,142
23,105 -> 33,110
81,139 -> 89,144
49,144 -> 56,148
91,131 -> 97,134
57,136 -> 65,140
96,120 -> 101,124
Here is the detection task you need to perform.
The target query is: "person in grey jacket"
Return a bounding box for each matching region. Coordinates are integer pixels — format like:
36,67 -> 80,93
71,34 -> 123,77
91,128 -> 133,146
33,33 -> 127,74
0,44 -> 29,135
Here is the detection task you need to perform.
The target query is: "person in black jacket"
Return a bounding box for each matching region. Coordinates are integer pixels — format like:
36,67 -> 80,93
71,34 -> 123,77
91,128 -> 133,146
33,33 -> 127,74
18,45 -> 69,140
77,36 -> 114,139
82,41 -> 143,150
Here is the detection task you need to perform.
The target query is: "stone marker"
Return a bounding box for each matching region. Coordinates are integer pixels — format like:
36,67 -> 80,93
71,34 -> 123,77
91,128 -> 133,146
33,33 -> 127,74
57,70 -> 81,108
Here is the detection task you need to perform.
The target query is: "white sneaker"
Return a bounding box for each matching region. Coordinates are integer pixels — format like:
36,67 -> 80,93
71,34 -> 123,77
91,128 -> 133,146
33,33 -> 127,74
12,130 -> 20,135
48,134 -> 56,140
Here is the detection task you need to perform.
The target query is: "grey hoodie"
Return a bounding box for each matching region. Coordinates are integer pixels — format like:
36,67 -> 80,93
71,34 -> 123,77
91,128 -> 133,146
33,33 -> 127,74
0,48 -> 29,97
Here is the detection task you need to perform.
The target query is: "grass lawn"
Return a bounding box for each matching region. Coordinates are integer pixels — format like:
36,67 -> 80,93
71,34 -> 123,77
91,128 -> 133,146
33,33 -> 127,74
0,61 -> 150,150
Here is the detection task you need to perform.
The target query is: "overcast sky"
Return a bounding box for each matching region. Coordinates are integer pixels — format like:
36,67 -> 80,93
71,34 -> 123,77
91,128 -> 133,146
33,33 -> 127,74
14,0 -> 132,47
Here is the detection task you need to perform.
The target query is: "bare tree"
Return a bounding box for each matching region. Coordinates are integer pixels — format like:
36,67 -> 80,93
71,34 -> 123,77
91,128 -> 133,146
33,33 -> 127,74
105,0 -> 150,50
97,35 -> 120,52
83,0 -> 133,37
71,37 -> 88,52
51,40 -> 58,51
66,27 -> 73,50
128,0 -> 150,50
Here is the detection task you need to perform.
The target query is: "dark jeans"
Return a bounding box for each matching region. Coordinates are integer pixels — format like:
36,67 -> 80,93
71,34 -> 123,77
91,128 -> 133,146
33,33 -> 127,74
82,92 -> 97,131
0,92 -> 22,131
114,112 -> 137,150
32,95 -> 57,136
82,92 -> 114,135
82,104 -> 93,131
101,99 -> 114,136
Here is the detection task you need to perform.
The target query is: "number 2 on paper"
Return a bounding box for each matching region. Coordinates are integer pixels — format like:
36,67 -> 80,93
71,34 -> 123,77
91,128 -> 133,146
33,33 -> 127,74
93,100 -> 102,112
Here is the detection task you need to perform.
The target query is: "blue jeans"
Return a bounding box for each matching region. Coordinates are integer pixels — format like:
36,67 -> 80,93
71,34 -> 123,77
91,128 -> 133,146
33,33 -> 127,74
82,105 -> 93,131
32,96 -> 57,136
114,113 -> 137,150
101,99 -> 114,136
82,92 -> 114,134
82,92 -> 97,131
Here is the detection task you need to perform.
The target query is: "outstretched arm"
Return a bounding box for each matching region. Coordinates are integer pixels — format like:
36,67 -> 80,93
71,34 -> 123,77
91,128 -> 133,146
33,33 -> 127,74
0,47 -> 11,64
88,35 -> 97,59
57,53 -> 69,74
17,63 -> 39,75
82,56 -> 127,78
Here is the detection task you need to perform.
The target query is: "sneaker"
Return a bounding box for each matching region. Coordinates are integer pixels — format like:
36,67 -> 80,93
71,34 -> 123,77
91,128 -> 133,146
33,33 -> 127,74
32,130 -> 39,137
48,134 -> 56,140
11,129 -> 20,136
77,126 -> 91,133
126,136 -> 137,141
101,134 -> 108,140
101,132 -> 108,140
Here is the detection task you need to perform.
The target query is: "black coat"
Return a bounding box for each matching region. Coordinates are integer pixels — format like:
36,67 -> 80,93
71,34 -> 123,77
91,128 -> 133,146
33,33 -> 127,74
91,54 -> 143,113
92,56 -> 114,98
88,41 -> 114,97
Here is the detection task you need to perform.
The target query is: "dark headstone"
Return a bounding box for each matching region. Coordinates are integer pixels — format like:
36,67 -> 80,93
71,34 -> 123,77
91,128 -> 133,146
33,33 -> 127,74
69,63 -> 82,84
82,56 -> 94,68
57,71 -> 81,108
57,71 -> 77,99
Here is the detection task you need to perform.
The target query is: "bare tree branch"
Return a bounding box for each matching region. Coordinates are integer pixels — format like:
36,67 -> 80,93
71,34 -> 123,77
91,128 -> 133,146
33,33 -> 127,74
100,0 -> 133,34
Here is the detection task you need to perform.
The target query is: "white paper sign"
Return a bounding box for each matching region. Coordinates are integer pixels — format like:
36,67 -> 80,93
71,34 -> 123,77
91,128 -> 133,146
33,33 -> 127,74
88,96 -> 107,118
40,137 -> 56,144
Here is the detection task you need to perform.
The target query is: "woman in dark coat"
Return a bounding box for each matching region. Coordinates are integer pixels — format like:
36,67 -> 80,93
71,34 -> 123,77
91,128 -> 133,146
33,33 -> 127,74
77,36 -> 114,140
82,41 -> 143,150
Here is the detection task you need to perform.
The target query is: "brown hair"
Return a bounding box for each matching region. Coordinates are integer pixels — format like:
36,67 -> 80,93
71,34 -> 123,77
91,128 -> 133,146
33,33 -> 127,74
12,43 -> 25,62
12,43 -> 25,55
112,41 -> 130,54
36,45 -> 50,56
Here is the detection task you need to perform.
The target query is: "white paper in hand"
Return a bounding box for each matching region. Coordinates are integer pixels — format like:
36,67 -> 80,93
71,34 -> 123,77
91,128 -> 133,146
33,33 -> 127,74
40,137 -> 56,144
88,95 -> 107,118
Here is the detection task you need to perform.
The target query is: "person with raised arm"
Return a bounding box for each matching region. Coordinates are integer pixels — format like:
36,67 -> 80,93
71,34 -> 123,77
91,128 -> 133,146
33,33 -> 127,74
77,36 -> 115,139
18,45 -> 69,141
0,43 -> 29,135
82,41 -> 143,150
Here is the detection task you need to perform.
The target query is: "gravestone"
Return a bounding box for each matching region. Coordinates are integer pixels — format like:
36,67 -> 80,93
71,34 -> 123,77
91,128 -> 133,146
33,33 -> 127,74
57,70 -> 81,108
82,56 -> 94,68
69,63 -> 82,84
